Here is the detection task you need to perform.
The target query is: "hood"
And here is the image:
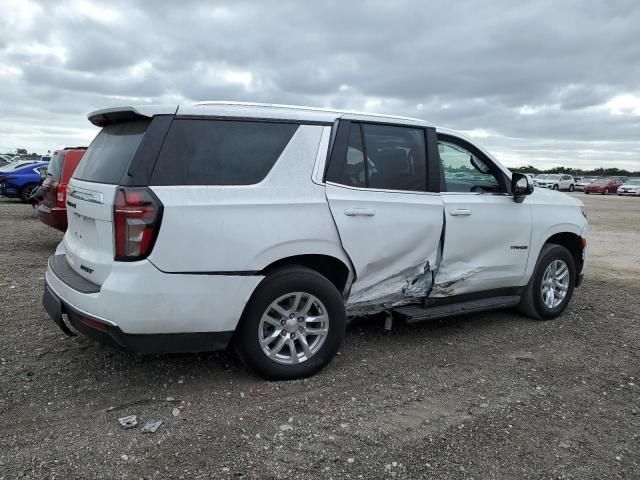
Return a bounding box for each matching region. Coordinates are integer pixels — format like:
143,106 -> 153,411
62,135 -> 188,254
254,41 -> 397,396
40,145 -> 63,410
529,185 -> 583,207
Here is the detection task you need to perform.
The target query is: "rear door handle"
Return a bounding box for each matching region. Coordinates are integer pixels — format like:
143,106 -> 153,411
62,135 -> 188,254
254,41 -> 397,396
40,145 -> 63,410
449,209 -> 472,216
344,208 -> 376,217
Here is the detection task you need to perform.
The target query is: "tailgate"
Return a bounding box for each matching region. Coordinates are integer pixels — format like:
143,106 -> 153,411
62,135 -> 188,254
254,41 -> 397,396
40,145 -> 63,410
60,117 -> 151,286
63,179 -> 118,285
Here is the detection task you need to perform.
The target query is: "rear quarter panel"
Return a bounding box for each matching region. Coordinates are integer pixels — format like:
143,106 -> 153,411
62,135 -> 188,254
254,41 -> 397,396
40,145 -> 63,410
148,125 -> 351,273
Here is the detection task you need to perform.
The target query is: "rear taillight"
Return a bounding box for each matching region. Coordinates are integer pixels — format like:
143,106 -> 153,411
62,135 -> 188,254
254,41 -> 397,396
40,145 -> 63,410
113,187 -> 163,261
56,183 -> 65,207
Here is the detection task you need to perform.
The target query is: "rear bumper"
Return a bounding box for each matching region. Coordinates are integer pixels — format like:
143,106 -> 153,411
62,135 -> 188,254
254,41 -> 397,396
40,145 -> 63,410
36,203 -> 68,231
43,283 -> 232,353
43,254 -> 264,351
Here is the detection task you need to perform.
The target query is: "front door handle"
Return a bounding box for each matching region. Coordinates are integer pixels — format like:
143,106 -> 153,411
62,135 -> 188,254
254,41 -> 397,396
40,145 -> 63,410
450,209 -> 472,216
344,208 -> 376,217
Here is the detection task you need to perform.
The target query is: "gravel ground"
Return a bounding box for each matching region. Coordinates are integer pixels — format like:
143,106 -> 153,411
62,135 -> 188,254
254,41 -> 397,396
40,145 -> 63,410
0,193 -> 638,479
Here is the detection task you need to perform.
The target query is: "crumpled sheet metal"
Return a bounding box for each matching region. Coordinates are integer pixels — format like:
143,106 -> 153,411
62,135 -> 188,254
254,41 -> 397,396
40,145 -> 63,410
346,261 -> 434,316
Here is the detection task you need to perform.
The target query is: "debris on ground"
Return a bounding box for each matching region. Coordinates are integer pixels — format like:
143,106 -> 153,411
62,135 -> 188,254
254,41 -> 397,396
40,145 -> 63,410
118,415 -> 138,429
141,420 -> 163,433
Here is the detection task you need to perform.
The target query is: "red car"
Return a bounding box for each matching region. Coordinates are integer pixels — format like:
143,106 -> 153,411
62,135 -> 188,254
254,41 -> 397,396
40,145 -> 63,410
584,177 -> 627,195
36,147 -> 86,231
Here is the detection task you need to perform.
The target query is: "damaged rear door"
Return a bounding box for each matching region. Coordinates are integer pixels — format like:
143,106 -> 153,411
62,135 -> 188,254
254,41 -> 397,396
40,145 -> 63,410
325,120 -> 444,313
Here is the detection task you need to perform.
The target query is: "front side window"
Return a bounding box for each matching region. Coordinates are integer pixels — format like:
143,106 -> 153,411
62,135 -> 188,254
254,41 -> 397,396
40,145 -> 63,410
327,122 -> 427,192
438,141 -> 501,193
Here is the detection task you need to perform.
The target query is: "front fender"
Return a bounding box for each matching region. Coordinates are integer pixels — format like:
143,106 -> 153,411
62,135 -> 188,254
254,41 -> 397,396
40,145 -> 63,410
525,222 -> 587,279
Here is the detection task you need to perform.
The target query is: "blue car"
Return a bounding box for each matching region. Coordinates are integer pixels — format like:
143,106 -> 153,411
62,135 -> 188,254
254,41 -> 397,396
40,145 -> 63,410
0,161 -> 49,202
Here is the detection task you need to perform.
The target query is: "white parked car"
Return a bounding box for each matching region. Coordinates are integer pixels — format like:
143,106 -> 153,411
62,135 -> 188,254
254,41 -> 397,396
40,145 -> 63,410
575,177 -> 598,191
534,174 -> 575,191
43,102 -> 588,379
617,178 -> 640,196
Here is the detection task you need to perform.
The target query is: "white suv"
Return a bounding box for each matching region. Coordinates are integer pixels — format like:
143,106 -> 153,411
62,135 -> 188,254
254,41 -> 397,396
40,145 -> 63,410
534,174 -> 576,191
43,102 -> 588,379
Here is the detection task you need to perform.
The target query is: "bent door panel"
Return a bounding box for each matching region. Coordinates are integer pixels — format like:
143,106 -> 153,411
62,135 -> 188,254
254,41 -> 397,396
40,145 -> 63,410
326,185 -> 443,308
435,194 -> 532,295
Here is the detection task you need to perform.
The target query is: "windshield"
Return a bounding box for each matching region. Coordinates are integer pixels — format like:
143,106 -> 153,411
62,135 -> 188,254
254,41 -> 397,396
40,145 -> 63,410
46,152 -> 65,180
593,178 -> 612,185
626,179 -> 640,185
546,174 -> 561,180
536,174 -> 548,180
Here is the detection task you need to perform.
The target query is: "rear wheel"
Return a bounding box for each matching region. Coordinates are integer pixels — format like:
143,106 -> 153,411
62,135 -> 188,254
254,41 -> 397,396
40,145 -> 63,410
569,184 -> 575,192
519,244 -> 576,320
20,184 -> 37,203
603,188 -> 609,195
234,266 -> 346,380
553,184 -> 559,190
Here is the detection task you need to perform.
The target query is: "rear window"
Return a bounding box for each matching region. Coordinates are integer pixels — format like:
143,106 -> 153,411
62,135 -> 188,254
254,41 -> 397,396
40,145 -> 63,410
73,120 -> 149,184
46,152 -> 65,180
150,119 -> 298,186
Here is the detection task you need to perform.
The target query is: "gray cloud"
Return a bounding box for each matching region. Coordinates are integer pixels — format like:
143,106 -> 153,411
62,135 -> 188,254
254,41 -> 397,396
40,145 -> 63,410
0,0 -> 639,169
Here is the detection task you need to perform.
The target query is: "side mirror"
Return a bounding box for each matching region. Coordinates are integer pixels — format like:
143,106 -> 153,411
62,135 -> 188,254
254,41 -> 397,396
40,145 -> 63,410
512,173 -> 534,202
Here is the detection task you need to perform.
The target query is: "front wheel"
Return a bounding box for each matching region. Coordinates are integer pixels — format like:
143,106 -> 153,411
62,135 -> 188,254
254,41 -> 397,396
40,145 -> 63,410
553,184 -> 559,190
518,244 -> 576,320
603,188 -> 609,195
234,267 -> 346,380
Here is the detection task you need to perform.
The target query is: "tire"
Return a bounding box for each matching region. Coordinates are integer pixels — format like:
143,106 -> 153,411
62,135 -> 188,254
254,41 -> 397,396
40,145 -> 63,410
234,266 -> 346,380
569,184 -> 575,192
518,244 -> 576,321
20,184 -> 37,202
603,188 -> 609,195
585,191 -> 590,194
553,184 -> 559,190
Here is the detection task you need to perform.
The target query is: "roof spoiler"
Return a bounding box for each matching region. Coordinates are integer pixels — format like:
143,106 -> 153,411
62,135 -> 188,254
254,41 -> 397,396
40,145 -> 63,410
87,105 -> 178,127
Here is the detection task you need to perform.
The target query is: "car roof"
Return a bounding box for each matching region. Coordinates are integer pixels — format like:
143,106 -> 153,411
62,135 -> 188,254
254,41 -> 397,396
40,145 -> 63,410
87,101 -> 435,128
86,101 -> 514,178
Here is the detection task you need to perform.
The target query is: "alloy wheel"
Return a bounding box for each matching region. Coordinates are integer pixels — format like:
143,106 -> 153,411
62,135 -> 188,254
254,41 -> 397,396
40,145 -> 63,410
541,260 -> 570,309
258,292 -> 329,365
21,185 -> 36,201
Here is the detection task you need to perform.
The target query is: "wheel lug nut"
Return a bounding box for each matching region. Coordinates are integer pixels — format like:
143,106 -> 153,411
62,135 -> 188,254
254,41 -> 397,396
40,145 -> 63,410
280,320 -> 286,326
290,333 -> 296,339
280,330 -> 287,336
289,313 -> 295,319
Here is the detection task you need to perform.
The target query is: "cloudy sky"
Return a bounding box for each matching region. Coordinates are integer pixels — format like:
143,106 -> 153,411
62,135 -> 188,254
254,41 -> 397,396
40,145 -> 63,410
1,0 -> 639,170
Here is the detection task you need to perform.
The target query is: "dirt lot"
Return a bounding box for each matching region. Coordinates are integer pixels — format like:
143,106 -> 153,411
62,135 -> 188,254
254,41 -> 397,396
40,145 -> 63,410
0,193 -> 638,479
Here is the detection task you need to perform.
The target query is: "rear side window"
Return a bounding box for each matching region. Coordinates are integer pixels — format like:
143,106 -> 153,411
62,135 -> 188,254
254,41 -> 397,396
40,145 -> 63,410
327,122 -> 428,192
46,152 -> 65,181
150,119 -> 298,186
73,120 -> 149,184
